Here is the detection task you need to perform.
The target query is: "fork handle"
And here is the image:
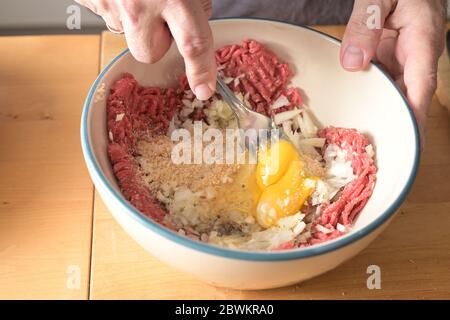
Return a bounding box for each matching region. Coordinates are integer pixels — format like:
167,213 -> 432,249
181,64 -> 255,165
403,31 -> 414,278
216,76 -> 250,120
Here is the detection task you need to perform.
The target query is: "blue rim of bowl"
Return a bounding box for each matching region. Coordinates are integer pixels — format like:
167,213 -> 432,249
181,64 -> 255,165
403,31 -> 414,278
81,17 -> 420,261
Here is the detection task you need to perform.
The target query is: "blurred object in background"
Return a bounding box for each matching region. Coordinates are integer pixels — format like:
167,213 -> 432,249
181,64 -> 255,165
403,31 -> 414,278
0,0 -> 102,35
212,0 -> 354,25
0,0 -> 354,35
0,0 -> 448,35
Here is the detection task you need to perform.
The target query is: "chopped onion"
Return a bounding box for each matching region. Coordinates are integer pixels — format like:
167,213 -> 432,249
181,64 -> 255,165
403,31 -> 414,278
297,231 -> 311,243
191,99 -> 204,109
297,143 -> 321,159
180,107 -> 194,118
223,77 -> 234,84
115,113 -> 125,122
270,95 -> 290,110
274,108 -> 301,125
244,92 -> 250,103
182,99 -> 192,107
324,144 -> 354,182
311,180 -> 332,206
293,221 -> 307,236
336,223 -> 347,233
365,144 -> 375,158
291,116 -> 299,131
277,213 -> 305,229
315,224 -> 332,234
280,119 -> 301,148
167,117 -> 176,137
281,120 -> 293,137
289,131 -> 302,149
184,90 -> 194,99
299,138 -> 326,148
296,109 -> 318,138
322,144 -> 355,193
234,74 -> 245,87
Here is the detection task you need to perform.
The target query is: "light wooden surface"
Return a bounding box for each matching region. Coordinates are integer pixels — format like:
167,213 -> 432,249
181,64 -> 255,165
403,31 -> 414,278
89,27 -> 450,299
0,35 -> 100,299
0,25 -> 449,300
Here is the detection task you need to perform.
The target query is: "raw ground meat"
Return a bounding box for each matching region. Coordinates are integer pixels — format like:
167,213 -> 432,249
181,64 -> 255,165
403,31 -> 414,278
106,39 -> 376,249
107,74 -> 182,222
108,143 -> 166,222
215,39 -> 302,115
306,127 -> 377,245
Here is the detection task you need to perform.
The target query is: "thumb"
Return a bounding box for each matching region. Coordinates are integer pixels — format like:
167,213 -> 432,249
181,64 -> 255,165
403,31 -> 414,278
163,0 -> 216,101
341,0 -> 394,71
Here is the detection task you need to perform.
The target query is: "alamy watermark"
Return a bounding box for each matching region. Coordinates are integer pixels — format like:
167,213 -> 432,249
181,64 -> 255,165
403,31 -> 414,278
66,5 -> 81,30
366,4 -> 382,30
170,121 -> 282,168
66,264 -> 81,290
366,264 -> 381,290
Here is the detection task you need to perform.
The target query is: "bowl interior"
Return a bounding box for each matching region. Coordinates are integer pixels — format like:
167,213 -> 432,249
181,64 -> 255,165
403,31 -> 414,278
85,19 -> 418,250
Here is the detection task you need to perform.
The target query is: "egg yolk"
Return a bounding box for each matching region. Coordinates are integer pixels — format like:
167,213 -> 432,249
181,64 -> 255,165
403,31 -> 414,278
254,140 -> 316,228
256,139 -> 296,190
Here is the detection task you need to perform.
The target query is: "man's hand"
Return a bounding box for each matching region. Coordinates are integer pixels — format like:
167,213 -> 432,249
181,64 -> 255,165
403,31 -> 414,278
76,0 -> 216,100
341,0 -> 447,145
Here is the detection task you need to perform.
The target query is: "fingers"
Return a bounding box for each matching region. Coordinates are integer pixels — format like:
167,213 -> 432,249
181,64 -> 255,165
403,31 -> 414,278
163,0 -> 216,100
78,0 -> 215,100
98,1 -> 124,32
374,29 -> 403,76
74,0 -> 97,13
120,1 -> 172,64
199,0 -> 213,17
75,0 -> 123,32
402,30 -> 442,135
395,0 -> 446,145
341,0 -> 395,71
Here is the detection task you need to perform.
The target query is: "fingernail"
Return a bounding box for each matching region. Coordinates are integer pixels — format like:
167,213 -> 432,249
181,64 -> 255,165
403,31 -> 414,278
343,45 -> 364,70
194,83 -> 213,101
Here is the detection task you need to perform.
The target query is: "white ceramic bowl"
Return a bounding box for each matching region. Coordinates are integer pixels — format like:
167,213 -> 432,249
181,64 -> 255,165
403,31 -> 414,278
81,18 -> 419,290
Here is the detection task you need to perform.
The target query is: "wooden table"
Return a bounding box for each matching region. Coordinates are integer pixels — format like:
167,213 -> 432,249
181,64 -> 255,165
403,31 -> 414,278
0,26 -> 449,300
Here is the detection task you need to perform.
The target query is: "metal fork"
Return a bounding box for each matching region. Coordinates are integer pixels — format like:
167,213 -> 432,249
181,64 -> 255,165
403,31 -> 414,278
216,76 -> 280,150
